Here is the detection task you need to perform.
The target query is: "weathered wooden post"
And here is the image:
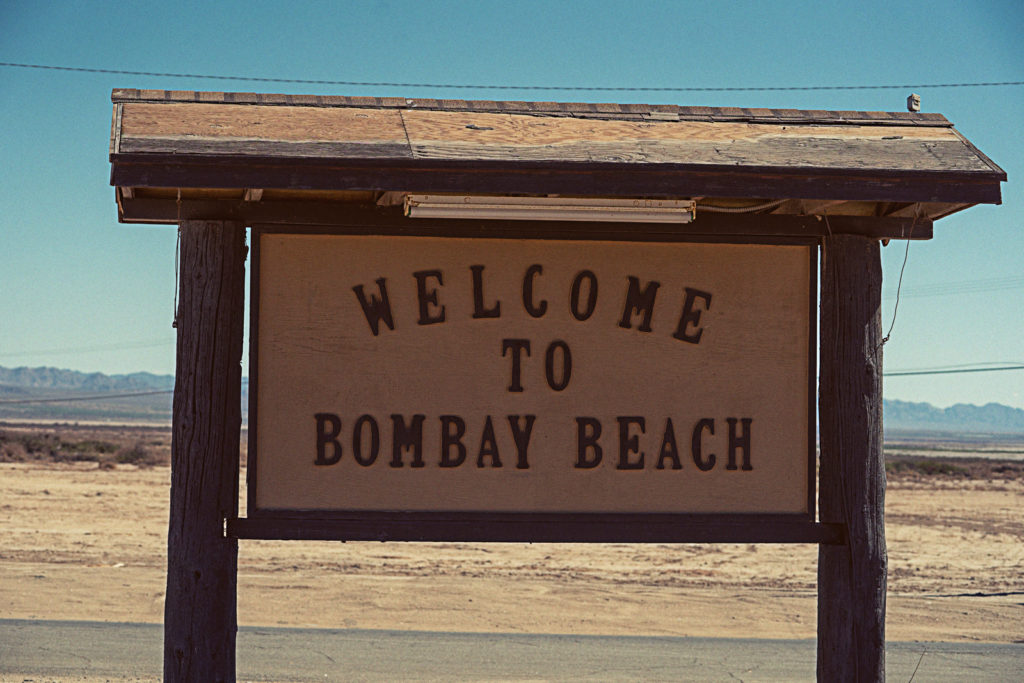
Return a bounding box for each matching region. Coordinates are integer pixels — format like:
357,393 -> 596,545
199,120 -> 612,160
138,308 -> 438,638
164,219 -> 246,682
817,233 -> 887,682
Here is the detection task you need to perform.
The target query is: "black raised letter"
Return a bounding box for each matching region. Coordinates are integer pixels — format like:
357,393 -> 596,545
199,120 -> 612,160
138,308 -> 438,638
575,417 -> 602,468
544,340 -> 572,391
352,278 -> 395,336
656,418 -> 682,470
414,269 -> 446,325
315,413 -> 343,466
616,416 -> 646,470
352,415 -> 380,466
471,265 -> 501,319
618,277 -> 661,332
726,418 -> 753,471
502,338 -> 531,393
691,418 -> 716,471
508,415 -> 536,469
477,416 -> 502,467
390,414 -> 425,468
673,287 -> 712,344
522,264 -> 548,318
570,270 -> 598,321
440,415 -> 467,467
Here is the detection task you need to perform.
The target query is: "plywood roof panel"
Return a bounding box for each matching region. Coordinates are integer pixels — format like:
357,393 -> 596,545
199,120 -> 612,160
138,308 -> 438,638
109,89 -> 1005,225
121,102 -> 408,143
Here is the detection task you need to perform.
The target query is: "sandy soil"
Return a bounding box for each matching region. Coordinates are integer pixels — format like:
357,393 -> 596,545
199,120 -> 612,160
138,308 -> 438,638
1,457 -> 1022,645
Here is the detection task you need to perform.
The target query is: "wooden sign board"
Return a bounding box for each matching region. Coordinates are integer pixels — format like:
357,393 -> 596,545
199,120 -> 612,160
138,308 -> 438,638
247,229 -> 816,541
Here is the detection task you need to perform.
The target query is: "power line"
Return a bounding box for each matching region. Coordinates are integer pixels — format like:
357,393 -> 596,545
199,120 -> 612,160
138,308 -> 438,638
884,365 -> 1024,377
0,389 -> 173,405
2,61 -> 1023,93
0,338 -> 174,359
892,361 -> 1024,371
883,275 -> 1024,300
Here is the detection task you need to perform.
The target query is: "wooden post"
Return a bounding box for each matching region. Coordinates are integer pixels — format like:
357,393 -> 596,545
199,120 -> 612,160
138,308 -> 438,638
165,220 -> 246,682
817,234 -> 887,681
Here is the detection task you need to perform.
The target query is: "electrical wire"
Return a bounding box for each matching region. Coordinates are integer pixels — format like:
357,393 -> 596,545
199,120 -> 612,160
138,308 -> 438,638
893,361 -> 1024,371
883,275 -> 1024,299
0,389 -> 173,405
879,213 -> 916,347
2,61 -> 1023,93
884,365 -> 1024,377
0,339 -> 174,358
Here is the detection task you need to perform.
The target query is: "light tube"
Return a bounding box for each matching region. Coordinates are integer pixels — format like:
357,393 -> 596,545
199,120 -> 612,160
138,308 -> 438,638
404,195 -> 695,223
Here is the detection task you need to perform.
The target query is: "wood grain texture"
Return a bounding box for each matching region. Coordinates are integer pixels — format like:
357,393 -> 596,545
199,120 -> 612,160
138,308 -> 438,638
115,102 -> 989,174
407,137 -> 988,172
401,109 -> 957,145
817,235 -> 887,682
164,220 -> 246,683
121,102 -> 407,143
118,137 -> 413,160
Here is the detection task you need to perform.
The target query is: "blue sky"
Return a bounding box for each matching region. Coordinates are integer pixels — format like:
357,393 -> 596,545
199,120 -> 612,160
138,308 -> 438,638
1,0 -> 1021,408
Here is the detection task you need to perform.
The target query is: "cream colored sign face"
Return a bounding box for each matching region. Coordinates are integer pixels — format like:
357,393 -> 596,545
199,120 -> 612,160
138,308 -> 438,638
254,234 -> 812,514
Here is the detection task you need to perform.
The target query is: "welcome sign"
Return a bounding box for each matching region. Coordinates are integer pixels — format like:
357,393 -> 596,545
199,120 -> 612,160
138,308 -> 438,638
250,232 -> 814,519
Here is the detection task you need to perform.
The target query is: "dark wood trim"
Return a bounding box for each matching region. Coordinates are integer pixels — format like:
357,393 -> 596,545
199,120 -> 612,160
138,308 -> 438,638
245,232 -> 262,531
807,246 -> 819,519
228,513 -> 843,544
251,220 -> 827,245
110,156 -> 1003,207
109,103 -> 122,157
124,200 -> 933,240
165,220 -> 246,683
817,234 -> 887,681
253,214 -> 866,242
109,151 -> 1004,183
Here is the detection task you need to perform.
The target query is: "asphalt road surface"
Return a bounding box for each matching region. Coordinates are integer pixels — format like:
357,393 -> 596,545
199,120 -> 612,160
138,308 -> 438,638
1,619 -> 1022,681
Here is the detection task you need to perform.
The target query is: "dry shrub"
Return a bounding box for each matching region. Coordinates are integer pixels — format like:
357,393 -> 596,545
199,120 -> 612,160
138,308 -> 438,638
114,442 -> 159,467
1,427 -> 173,467
0,437 -> 29,462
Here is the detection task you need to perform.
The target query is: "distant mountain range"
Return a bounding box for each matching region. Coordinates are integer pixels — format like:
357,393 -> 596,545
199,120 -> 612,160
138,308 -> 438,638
881,399 -> 1024,435
0,366 -> 246,424
0,366 -> 174,392
0,365 -> 1022,434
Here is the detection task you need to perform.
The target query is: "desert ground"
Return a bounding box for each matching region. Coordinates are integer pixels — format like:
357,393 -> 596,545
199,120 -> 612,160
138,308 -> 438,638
1,423 -> 1022,645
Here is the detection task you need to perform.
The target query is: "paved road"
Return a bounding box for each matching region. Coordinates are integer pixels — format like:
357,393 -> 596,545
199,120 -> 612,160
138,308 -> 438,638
1,619 -> 1021,681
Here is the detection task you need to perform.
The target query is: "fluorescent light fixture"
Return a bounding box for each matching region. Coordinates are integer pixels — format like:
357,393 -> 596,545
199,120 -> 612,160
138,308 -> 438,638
404,195 -> 695,223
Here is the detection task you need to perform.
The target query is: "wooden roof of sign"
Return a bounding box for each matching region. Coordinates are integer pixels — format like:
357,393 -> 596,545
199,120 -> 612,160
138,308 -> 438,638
109,89 -> 1005,238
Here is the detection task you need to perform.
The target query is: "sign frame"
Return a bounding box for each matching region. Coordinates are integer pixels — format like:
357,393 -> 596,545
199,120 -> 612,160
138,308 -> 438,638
230,221 -> 833,544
